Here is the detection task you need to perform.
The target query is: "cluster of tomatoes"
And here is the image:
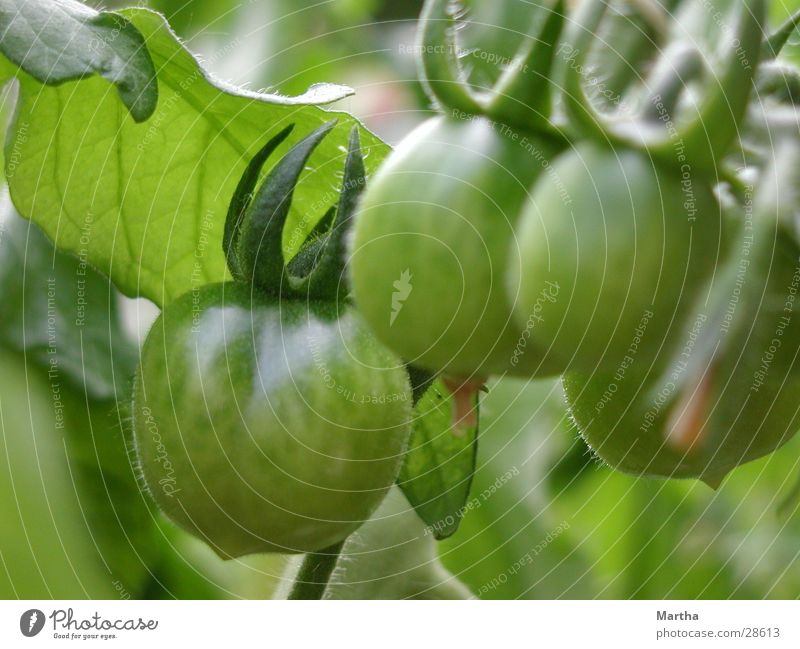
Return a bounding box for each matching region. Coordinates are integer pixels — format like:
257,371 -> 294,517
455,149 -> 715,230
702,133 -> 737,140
351,0 -> 800,487
132,0 -> 800,567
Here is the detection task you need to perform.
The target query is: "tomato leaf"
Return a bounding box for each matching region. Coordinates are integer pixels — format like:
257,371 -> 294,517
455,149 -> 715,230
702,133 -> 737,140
398,379 -> 479,540
3,7 -> 389,307
0,203 -> 136,399
0,0 -> 158,122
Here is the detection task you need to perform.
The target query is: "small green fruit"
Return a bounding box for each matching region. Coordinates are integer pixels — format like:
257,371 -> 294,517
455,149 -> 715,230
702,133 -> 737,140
133,282 -> 412,558
509,143 -> 722,371
349,115 -> 563,378
565,199 -> 800,486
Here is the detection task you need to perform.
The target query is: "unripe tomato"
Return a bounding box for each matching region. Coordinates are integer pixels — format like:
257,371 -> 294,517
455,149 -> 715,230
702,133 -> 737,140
509,143 -> 723,371
565,213 -> 800,487
133,282 -> 412,558
349,115 -> 563,378
565,366 -> 727,486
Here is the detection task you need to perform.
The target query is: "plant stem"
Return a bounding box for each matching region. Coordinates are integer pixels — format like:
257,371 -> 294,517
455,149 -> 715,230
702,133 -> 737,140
287,540 -> 345,600
763,8 -> 800,59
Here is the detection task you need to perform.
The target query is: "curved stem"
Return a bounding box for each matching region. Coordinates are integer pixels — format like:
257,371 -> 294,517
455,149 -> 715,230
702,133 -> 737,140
561,0 -> 613,142
563,0 -> 764,176
642,44 -> 706,122
287,540 -> 345,600
645,0 -> 765,172
485,0 -> 566,133
596,0 -> 678,103
762,7 -> 800,60
417,0 -> 482,114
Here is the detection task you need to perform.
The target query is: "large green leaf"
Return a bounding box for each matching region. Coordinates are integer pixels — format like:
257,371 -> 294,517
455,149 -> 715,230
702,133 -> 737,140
0,0 -> 158,121
3,7 -> 389,306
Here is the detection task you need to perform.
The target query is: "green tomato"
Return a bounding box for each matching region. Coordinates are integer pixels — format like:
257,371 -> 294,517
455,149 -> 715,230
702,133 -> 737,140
565,214 -> 800,487
349,115 -> 563,379
509,142 -> 722,371
133,282 -> 412,558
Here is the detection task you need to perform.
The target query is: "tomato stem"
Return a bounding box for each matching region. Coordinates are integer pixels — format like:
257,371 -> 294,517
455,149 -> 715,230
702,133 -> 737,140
484,0 -> 566,134
442,376 -> 484,436
641,44 -> 706,122
762,8 -> 800,60
287,539 -> 346,600
560,0 -> 611,142
417,0 -> 483,115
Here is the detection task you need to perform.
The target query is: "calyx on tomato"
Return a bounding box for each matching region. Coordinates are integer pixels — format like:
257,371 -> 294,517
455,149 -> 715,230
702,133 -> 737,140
349,114 -> 564,379
224,121 -> 365,302
564,144 -> 800,487
509,141 -> 722,372
133,282 -> 412,558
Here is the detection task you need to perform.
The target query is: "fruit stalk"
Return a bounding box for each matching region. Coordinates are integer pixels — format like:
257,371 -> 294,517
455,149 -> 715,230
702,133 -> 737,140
287,541 -> 346,600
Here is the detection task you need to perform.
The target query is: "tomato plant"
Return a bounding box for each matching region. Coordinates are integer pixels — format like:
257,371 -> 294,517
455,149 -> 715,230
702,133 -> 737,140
4,0 -> 800,604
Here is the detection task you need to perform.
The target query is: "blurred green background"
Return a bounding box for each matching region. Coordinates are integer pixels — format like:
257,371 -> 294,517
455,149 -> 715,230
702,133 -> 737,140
2,0 -> 800,600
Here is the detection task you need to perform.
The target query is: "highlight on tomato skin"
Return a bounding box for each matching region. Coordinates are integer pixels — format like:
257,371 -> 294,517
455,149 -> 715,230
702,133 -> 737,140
132,282 -> 413,559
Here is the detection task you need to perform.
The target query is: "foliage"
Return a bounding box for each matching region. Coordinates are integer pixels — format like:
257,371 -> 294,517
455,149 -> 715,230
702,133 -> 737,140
3,0 -> 800,602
